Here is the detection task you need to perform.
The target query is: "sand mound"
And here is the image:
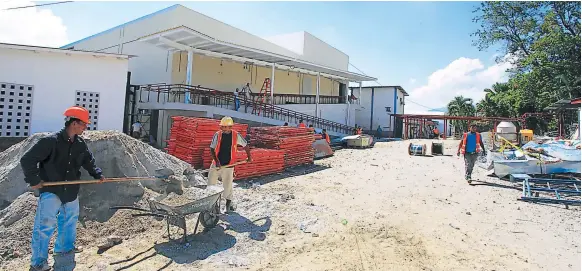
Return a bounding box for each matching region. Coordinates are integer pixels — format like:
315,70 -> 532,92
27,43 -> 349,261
0,131 -> 210,264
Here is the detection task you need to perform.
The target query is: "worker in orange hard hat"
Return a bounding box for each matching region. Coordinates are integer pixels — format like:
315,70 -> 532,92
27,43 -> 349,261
21,106 -> 105,271
209,116 -> 252,213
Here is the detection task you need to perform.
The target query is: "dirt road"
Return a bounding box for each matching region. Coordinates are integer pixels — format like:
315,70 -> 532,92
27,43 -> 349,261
7,140 -> 580,271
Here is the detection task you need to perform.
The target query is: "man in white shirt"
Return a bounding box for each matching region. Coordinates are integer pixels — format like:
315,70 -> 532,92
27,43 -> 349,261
131,121 -> 142,139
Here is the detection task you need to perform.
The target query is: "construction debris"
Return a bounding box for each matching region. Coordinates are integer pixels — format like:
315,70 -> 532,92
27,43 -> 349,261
167,117 -> 249,168
0,131 -> 208,264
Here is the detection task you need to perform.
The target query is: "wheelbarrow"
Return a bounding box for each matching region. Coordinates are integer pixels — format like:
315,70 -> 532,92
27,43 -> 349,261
110,186 -> 224,243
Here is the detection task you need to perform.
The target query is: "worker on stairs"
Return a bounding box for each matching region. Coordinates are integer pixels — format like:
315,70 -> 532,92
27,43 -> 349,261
209,117 -> 252,213
456,123 -> 486,184
297,119 -> 307,128
21,106 -> 105,271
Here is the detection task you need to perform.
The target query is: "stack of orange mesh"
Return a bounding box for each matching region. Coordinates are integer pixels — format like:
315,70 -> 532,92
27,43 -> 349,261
202,148 -> 285,180
250,126 -> 315,167
166,116 -> 248,168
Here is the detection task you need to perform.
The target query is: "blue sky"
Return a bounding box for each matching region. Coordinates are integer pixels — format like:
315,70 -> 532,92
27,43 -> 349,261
1,1 -> 510,113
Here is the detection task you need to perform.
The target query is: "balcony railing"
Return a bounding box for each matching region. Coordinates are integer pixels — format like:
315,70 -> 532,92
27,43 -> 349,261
247,93 -> 343,105
137,84 -> 353,134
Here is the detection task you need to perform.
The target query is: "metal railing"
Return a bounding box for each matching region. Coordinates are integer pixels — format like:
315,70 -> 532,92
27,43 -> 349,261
248,93 -> 342,105
137,84 -> 353,134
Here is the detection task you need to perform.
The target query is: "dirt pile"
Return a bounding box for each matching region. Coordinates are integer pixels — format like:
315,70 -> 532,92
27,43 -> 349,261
0,131 -> 210,265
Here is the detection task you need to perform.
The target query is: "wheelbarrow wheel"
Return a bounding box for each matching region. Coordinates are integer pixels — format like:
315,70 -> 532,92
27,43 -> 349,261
199,203 -> 220,229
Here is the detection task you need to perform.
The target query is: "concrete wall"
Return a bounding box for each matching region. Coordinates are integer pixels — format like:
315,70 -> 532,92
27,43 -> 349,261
302,32 -> 349,71
264,31 -> 349,72
353,87 -> 405,132
279,103 -> 355,127
0,48 -> 128,135
171,52 -> 340,96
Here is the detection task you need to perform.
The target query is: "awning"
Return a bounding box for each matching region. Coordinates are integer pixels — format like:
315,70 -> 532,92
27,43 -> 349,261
139,26 -> 376,82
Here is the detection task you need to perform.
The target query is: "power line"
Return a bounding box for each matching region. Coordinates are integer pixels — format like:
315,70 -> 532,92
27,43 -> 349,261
3,1 -> 73,11
348,63 -> 445,112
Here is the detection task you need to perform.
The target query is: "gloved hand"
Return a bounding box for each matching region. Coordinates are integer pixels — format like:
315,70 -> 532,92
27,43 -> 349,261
456,152 -> 460,157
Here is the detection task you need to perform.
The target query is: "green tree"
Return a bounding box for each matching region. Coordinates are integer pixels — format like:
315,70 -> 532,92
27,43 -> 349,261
447,96 -> 476,134
470,1 -> 580,134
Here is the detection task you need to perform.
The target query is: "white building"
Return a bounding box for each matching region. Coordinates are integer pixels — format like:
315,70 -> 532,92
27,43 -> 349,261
0,43 -> 130,137
61,4 -> 376,146
349,85 -> 408,137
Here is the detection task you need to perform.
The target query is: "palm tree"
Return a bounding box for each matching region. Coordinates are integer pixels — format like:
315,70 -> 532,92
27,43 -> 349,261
447,96 -> 476,135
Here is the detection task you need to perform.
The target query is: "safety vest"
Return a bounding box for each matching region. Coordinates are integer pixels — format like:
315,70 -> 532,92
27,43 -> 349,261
323,133 -> 330,144
460,132 -> 481,154
212,130 -> 239,166
298,123 -> 306,128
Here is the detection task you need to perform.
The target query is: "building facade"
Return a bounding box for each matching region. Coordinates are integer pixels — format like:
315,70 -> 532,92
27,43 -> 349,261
0,43 -> 129,137
350,86 -> 408,137
61,4 -> 376,146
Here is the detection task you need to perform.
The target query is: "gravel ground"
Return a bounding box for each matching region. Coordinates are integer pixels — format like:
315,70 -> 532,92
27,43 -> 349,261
2,139 -> 580,271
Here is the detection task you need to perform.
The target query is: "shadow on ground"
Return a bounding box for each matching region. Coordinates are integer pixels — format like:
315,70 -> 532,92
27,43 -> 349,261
238,164 -> 331,188
469,180 -> 522,191
221,212 -> 272,241
109,226 -> 236,269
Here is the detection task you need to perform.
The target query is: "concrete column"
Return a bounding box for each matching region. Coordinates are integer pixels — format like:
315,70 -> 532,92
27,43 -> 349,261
346,80 -> 350,126
270,64 -> 275,104
185,50 -> 193,104
358,82 -> 362,105
316,73 -> 320,118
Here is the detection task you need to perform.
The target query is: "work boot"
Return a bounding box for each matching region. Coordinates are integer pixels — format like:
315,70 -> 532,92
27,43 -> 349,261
225,200 -> 236,213
29,262 -> 50,271
466,176 -> 472,184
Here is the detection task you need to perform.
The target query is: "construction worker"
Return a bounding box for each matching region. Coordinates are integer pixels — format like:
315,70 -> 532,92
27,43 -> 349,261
298,119 -> 306,128
209,116 -> 252,213
131,120 -> 142,139
456,124 -> 486,183
21,106 -> 104,271
322,129 -> 331,144
433,127 -> 440,139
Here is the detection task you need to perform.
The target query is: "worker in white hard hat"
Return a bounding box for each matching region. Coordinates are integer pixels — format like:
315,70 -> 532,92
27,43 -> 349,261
209,116 -> 252,212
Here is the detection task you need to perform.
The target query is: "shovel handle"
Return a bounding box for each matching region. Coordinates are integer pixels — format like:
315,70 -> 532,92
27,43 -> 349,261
41,177 -> 159,186
202,161 -> 247,173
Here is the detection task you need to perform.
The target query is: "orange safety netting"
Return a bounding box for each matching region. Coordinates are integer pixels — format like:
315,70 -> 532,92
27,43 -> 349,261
250,127 -> 315,167
202,148 -> 285,180
166,116 -> 248,168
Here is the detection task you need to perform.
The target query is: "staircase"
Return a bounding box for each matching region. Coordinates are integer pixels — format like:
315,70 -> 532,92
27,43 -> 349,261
137,84 -> 353,135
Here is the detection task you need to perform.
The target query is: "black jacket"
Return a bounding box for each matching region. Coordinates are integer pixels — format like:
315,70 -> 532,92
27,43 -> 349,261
20,129 -> 103,203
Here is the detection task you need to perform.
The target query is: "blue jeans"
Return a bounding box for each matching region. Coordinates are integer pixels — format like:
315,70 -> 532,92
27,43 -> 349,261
31,192 -> 79,267
234,97 -> 240,111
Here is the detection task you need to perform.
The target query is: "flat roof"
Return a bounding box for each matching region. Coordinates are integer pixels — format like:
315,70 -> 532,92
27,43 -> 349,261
0,42 -> 131,59
140,26 -> 376,82
349,85 -> 409,96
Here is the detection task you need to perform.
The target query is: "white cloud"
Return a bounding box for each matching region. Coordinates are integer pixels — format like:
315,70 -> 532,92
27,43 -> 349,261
408,78 -> 417,84
0,1 -> 69,47
406,56 -> 512,113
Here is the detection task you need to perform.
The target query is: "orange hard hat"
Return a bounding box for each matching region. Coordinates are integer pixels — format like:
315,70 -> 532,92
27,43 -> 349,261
64,106 -> 90,123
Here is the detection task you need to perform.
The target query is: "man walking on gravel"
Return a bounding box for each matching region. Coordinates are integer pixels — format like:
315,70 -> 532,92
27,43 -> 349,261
456,124 -> 486,183
209,116 -> 252,213
21,106 -> 105,271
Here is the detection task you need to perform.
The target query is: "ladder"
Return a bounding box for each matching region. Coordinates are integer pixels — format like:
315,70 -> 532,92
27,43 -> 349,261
252,78 -> 274,117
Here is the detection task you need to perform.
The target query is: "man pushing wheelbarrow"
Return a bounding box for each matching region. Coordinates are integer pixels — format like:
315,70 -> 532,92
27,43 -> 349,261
209,117 -> 252,213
